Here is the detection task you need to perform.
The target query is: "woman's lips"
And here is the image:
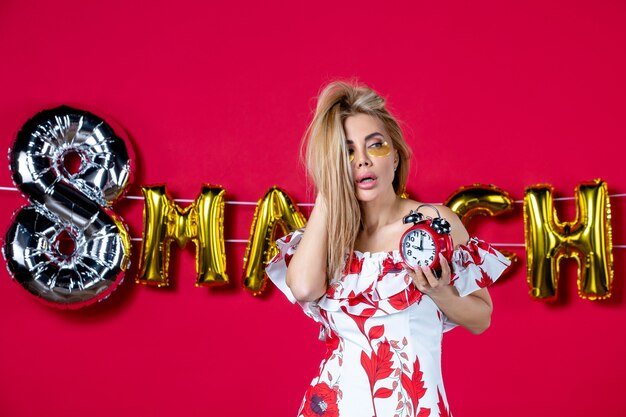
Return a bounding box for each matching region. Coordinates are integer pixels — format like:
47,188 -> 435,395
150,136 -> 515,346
356,176 -> 378,190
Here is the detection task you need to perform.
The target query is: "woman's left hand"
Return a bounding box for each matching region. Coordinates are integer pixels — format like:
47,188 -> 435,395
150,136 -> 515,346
404,235 -> 494,334
405,253 -> 455,298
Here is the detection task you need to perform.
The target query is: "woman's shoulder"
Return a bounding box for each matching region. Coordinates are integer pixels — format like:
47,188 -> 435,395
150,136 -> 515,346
398,199 -> 454,220
399,199 -> 469,246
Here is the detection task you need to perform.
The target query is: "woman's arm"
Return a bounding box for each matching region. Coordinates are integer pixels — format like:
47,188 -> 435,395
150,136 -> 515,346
408,204 -> 493,334
416,259 -> 493,334
285,194 -> 329,301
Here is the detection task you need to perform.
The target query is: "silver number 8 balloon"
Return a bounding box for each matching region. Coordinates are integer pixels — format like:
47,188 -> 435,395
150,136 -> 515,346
3,106 -> 133,308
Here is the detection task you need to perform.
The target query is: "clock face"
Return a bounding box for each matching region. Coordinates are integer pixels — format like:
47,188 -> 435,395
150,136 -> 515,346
401,228 -> 437,268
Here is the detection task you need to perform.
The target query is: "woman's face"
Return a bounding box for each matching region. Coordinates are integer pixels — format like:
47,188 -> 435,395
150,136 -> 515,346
344,113 -> 398,203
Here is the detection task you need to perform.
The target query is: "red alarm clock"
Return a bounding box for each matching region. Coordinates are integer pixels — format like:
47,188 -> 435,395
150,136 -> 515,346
399,205 -> 454,272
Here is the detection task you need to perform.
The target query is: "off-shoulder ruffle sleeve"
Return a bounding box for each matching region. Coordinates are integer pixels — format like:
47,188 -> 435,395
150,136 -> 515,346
317,237 -> 511,325
443,236 -> 511,331
317,251 -> 420,317
449,236 -> 511,297
266,231 -> 511,331
264,229 -> 325,325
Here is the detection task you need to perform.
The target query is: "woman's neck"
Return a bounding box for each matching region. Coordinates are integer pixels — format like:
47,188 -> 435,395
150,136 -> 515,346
359,192 -> 403,233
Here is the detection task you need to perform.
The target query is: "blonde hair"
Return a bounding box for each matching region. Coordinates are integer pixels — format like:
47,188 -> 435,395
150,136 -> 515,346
303,81 -> 412,281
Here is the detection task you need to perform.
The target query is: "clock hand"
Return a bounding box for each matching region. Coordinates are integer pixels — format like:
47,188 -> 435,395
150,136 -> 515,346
419,234 -> 423,251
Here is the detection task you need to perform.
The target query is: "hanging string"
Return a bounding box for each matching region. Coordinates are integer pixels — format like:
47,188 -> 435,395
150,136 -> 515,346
1,185 -> 624,247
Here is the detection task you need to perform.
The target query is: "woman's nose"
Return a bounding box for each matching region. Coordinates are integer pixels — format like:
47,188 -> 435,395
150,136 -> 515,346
354,149 -> 372,167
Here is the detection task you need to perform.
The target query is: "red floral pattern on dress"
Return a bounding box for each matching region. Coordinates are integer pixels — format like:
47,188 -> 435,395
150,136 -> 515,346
436,387 -> 450,417
301,382 -> 339,417
284,252 -> 294,267
387,287 -> 424,310
343,254 -> 364,275
265,230 -> 511,416
401,357 -> 429,414
381,254 -> 405,276
323,329 -> 340,362
475,270 -> 494,288
360,341 -> 394,389
341,306 -> 374,334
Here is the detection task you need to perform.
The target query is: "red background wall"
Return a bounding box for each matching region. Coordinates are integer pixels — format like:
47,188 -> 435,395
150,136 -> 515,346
1,1 -> 625,416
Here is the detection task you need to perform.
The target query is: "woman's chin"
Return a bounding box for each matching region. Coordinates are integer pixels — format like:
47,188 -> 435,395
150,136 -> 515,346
355,190 -> 381,203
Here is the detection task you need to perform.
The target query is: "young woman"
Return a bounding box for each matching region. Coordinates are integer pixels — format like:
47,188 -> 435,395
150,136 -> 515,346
266,81 -> 510,416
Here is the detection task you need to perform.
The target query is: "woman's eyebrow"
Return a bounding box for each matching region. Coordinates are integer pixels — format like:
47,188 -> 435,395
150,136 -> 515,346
365,132 -> 384,141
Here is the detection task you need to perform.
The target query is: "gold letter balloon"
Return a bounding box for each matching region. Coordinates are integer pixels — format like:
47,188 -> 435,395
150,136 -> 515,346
445,184 -> 517,262
445,184 -> 514,224
136,185 -> 228,287
243,187 -> 307,295
523,179 -> 613,300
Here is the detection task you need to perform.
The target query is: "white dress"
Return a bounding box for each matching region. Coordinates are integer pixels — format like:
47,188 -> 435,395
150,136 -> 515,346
266,229 -> 511,417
